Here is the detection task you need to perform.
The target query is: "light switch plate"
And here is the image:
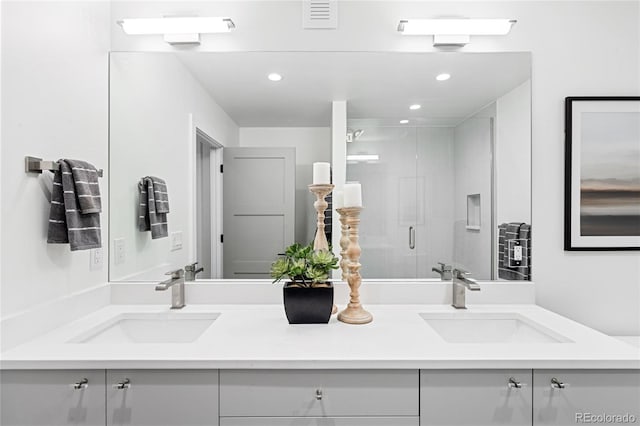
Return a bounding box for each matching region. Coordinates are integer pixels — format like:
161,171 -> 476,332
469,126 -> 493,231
171,231 -> 183,251
114,238 -> 125,265
90,248 -> 103,271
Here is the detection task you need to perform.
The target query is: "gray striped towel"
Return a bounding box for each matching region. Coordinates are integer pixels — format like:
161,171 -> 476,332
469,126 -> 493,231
498,222 -> 531,281
137,176 -> 169,239
47,159 -> 102,251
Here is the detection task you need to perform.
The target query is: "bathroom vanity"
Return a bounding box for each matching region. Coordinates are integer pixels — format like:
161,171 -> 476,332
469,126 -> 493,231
2,296 -> 638,426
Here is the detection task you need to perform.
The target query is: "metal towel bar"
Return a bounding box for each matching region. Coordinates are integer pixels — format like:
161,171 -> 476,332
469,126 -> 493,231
25,156 -> 103,177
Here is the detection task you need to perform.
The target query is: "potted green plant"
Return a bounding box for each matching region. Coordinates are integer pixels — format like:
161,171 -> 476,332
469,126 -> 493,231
271,243 -> 339,324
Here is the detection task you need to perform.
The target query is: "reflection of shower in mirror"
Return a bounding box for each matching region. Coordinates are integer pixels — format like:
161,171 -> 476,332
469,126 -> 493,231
346,129 -> 364,142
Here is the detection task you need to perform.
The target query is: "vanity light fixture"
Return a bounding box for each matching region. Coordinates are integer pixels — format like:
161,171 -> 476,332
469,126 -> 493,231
118,17 -> 235,45
409,104 -> 421,110
436,73 -> 451,81
268,73 -> 283,82
399,119 -> 409,124
397,18 -> 516,47
346,154 -> 379,162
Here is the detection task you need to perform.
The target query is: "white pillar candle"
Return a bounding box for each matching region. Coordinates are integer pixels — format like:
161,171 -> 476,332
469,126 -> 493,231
343,183 -> 362,207
333,190 -> 344,209
312,162 -> 331,184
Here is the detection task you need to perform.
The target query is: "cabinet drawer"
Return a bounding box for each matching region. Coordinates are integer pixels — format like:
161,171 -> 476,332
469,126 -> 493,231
220,369 -> 418,417
221,417 -> 419,426
0,369 -> 106,426
106,369 -> 218,426
533,370 -> 640,425
421,369 -> 533,426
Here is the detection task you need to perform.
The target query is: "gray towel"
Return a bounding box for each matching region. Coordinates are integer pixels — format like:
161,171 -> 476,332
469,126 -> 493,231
498,222 -> 531,281
65,159 -> 102,213
149,176 -> 170,214
137,176 -> 169,239
47,159 -> 102,251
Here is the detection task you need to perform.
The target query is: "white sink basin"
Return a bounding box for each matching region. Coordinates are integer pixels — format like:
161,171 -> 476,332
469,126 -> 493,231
420,312 -> 571,343
69,312 -> 220,344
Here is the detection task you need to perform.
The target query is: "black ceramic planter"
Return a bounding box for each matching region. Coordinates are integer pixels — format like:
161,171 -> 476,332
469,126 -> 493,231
283,282 -> 334,324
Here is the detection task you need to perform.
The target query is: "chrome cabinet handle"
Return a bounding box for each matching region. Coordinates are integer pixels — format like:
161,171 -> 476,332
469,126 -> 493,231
71,378 -> 88,390
508,377 -> 523,389
315,389 -> 323,400
409,226 -> 415,249
113,378 -> 131,390
550,377 -> 566,389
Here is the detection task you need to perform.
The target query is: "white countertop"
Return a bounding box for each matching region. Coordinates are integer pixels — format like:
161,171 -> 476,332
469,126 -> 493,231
2,304 -> 638,370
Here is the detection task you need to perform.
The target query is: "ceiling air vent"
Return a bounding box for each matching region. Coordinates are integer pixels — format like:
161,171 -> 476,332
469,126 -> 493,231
302,0 -> 338,29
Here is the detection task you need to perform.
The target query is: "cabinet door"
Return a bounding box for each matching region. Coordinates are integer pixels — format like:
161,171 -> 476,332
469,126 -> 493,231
106,370 -> 218,426
220,369 -> 418,417
220,417 -> 419,426
420,369 -> 532,425
0,370 -> 105,426
533,370 -> 640,425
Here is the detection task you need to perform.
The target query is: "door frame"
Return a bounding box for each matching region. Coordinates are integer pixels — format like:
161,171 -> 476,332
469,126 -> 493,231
189,114 -> 224,278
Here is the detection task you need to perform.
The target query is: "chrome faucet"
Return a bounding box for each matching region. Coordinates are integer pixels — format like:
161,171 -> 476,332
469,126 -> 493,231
155,269 -> 185,309
451,268 -> 480,309
432,262 -> 452,280
185,262 -> 204,281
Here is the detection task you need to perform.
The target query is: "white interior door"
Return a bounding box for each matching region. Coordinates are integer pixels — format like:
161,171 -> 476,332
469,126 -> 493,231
223,147 -> 295,279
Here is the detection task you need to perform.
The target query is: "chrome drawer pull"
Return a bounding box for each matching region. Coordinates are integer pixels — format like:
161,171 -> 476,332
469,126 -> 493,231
550,377 -> 566,389
113,378 -> 131,390
71,378 -> 88,390
315,389 -> 323,400
508,377 -> 523,389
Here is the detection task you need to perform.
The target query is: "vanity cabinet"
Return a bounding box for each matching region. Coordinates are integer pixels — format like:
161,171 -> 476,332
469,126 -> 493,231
220,418 -> 418,425
0,370 -> 106,426
219,369 -> 419,425
106,370 -> 218,426
533,370 -> 640,425
420,369 -> 533,425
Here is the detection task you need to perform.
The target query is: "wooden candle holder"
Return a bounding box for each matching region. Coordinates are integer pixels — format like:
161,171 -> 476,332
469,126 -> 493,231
308,183 -> 337,314
308,183 -> 334,251
335,207 -> 350,280
337,207 -> 373,325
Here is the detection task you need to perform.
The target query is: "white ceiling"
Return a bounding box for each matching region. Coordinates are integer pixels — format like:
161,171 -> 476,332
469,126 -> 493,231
176,51 -> 531,127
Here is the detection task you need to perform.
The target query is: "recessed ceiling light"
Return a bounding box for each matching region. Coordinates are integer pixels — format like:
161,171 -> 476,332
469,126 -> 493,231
436,73 -> 451,81
409,104 -> 421,110
400,119 -> 409,124
268,73 -> 283,82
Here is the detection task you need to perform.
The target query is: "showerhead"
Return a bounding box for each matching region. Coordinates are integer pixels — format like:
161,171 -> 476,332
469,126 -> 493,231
347,129 -> 365,142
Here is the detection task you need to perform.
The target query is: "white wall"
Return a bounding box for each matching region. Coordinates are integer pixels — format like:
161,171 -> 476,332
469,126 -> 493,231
496,79 -> 532,225
107,0 -> 640,334
453,106 -> 494,279
109,52 -> 239,281
239,127 -> 331,244
0,1 -> 110,318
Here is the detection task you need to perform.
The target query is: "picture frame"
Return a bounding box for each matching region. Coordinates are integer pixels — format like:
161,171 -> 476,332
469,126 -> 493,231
564,96 -> 640,251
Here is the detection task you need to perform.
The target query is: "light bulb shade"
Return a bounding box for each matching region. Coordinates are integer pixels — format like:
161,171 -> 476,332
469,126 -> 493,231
119,17 -> 235,35
398,19 -> 516,36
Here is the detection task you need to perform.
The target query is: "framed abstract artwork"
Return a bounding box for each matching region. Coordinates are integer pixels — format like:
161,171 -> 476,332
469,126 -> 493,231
564,96 -> 640,250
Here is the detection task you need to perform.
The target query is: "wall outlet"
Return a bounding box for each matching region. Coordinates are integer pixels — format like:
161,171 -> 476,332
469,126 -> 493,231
513,245 -> 523,261
114,238 -> 126,265
89,248 -> 103,271
171,231 -> 183,251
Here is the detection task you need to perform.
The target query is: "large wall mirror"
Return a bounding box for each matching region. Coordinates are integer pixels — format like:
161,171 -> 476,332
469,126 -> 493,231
109,51 -> 531,282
